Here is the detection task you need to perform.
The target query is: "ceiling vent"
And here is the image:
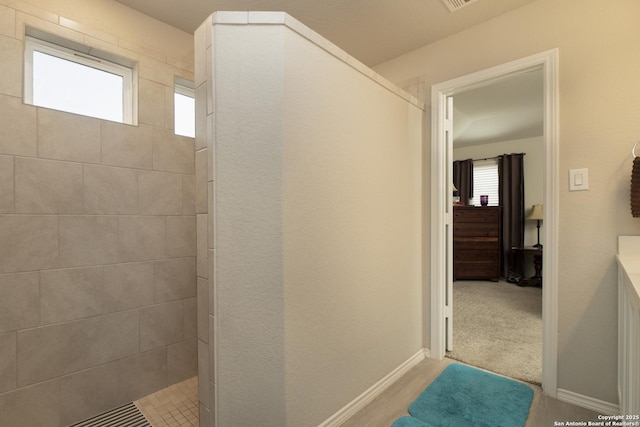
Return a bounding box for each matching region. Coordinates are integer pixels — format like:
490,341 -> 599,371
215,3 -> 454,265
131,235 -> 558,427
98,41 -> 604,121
442,0 -> 479,12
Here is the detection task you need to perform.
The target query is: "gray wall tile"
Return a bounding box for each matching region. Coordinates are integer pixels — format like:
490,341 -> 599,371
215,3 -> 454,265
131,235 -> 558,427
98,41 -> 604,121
184,297 -> 197,339
197,277 -> 209,343
209,249 -> 216,316
167,338 -> 197,384
84,165 -> 138,214
199,405 -> 211,427
0,272 -> 39,334
195,83 -> 207,151
140,301 -> 184,352
138,170 -> 182,215
101,121 -> 153,169
0,37 -> 23,98
17,320 -> 88,387
198,339 -> 209,405
208,182 -> 214,247
207,116 -> 214,182
59,216 -> 119,268
0,5 -> 199,425
182,175 -> 196,215
118,347 -> 168,401
197,214 -> 208,278
166,216 -> 196,258
138,78 -> 166,127
154,257 -> 196,303
208,315 -> 216,383
208,380 -> 216,426
103,262 -> 155,311
0,379 -> 61,427
86,310 -> 139,366
163,85 -> 174,133
0,8 -> 199,424
38,108 -> 101,163
0,10 -> 13,40
0,155 -> 14,213
15,157 -> 84,214
118,216 -> 166,262
153,127 -> 195,174
196,148 -> 207,213
40,267 -> 105,324
0,332 -> 16,393
60,362 -> 123,426
0,215 -> 58,273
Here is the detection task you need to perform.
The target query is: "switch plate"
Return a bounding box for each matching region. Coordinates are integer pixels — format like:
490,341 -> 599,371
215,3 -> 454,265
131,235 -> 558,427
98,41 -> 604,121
569,168 -> 589,191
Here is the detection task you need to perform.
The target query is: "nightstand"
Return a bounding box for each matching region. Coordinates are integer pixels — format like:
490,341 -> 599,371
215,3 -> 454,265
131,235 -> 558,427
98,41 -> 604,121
510,246 -> 543,287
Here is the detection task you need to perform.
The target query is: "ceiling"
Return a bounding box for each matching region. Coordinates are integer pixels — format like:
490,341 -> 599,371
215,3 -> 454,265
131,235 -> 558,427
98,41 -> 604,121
114,0 -> 537,67
453,69 -> 544,147
114,0 -> 542,146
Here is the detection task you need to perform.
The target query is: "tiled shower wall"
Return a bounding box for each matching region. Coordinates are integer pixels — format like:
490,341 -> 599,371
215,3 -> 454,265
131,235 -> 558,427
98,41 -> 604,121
0,3 -> 197,426
194,15 -> 213,427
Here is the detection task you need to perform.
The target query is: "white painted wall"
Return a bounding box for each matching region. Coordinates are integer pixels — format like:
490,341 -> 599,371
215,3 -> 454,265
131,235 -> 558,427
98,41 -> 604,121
374,0 -> 640,406
200,12 -> 423,426
281,24 -> 424,427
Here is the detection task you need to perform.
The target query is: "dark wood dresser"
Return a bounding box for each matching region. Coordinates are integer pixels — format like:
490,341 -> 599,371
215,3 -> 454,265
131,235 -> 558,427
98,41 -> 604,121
453,206 -> 502,281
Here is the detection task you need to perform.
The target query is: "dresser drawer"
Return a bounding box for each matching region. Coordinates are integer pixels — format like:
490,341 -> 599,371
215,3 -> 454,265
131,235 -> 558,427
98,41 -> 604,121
454,262 -> 501,280
454,207 -> 500,223
453,249 -> 499,263
453,205 -> 502,281
454,236 -> 499,249
454,222 -> 499,237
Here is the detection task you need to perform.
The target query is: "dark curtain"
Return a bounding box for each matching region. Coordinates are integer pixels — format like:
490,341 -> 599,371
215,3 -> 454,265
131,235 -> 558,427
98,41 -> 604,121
498,153 -> 525,278
453,159 -> 473,205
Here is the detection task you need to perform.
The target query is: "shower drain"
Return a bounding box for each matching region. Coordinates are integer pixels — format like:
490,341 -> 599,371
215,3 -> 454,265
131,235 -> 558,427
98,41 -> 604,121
69,402 -> 152,427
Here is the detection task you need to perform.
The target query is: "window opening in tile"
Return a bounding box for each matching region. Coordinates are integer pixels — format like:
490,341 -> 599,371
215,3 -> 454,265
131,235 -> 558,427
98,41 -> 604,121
174,78 -> 195,138
24,28 -> 136,124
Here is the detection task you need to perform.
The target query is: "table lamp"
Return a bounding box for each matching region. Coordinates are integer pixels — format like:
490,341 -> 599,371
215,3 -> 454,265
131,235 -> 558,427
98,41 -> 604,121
526,204 -> 543,247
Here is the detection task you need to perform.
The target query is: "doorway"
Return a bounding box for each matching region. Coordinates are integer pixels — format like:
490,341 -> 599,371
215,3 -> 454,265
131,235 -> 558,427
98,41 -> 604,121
429,49 -> 559,397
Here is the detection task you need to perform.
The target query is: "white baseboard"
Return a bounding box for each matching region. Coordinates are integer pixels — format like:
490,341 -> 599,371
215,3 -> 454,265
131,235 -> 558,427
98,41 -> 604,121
556,388 -> 619,415
318,348 -> 428,427
318,352 -> 619,425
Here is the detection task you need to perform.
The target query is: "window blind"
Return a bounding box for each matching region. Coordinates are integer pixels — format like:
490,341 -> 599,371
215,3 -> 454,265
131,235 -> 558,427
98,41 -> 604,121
469,159 -> 499,206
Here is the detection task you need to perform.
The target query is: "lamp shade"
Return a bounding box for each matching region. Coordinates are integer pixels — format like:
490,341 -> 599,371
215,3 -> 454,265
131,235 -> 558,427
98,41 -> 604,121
526,204 -> 543,220
452,183 -> 458,192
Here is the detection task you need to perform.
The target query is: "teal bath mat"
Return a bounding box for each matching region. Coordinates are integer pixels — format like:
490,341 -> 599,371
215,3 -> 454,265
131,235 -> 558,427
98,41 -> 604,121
407,363 -> 533,427
391,415 -> 434,427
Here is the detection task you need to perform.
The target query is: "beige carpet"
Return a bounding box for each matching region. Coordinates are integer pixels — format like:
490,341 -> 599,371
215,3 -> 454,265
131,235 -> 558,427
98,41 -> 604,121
447,280 -> 542,384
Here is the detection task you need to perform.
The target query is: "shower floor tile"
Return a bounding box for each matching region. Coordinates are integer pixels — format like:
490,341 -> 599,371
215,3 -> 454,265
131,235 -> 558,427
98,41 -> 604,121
135,376 -> 199,427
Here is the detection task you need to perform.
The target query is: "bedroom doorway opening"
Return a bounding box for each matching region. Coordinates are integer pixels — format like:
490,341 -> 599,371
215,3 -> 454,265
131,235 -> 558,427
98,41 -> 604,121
448,69 -> 543,385
429,49 -> 559,397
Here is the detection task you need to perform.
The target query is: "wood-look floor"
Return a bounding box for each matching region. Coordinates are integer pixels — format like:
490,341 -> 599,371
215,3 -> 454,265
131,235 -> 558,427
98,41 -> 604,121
340,357 -> 601,427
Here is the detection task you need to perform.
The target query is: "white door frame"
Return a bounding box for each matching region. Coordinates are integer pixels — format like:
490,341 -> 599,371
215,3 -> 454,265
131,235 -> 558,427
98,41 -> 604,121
430,49 -> 559,396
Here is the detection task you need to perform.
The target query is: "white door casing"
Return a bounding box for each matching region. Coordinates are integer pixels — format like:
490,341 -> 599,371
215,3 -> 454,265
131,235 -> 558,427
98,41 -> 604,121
445,95 -> 454,352
429,49 -> 559,397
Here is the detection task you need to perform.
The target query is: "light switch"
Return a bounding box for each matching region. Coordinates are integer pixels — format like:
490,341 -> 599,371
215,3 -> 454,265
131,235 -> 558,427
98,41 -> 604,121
569,168 -> 589,191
